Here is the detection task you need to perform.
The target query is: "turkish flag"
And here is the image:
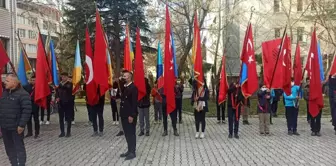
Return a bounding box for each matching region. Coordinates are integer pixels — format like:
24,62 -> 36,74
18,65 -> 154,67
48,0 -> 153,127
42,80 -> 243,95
85,28 -> 99,106
93,10 -> 109,96
164,5 -> 176,114
240,23 -> 258,97
262,38 -> 282,89
328,53 -> 336,76
307,29 -> 324,118
0,41 -> 10,69
34,33 -> 51,109
134,27 -> 146,101
281,36 -> 292,96
218,55 -> 228,104
293,42 -> 302,86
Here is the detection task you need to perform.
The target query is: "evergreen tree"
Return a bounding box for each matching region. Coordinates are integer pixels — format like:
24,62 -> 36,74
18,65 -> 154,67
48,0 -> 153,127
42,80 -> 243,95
63,0 -> 150,75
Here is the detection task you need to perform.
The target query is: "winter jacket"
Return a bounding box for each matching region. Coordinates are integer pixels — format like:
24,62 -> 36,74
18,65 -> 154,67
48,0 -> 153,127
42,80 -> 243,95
284,85 -> 300,107
257,90 -> 271,113
227,84 -> 244,108
0,86 -> 32,130
56,81 -> 73,103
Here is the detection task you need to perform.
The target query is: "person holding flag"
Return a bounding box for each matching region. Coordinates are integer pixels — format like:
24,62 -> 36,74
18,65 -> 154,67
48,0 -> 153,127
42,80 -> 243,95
257,84 -> 271,135
305,29 -> 324,136
216,82 -> 226,124
329,74 -> 336,135
191,78 -> 209,139
23,75 -> 40,139
217,55 -> 229,124
284,79 -> 300,136
227,81 -> 244,139
162,4 -> 179,137
56,72 -> 73,137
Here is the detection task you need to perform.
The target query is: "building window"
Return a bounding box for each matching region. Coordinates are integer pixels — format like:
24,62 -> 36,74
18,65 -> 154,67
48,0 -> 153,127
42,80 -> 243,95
18,29 -> 26,38
17,16 -> 26,24
275,28 -> 281,38
43,21 -> 48,30
50,23 -> 57,32
28,17 -> 37,27
274,0 -> 280,12
297,0 -> 303,11
0,0 -> 5,8
28,30 -> 36,39
28,58 -> 36,69
297,27 -> 304,42
26,44 -> 37,53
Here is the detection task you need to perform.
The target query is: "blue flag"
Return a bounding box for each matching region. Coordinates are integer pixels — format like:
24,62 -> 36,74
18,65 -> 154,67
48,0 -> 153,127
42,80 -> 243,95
317,41 -> 324,82
170,27 -> 178,78
50,40 -> 59,86
17,50 -> 28,86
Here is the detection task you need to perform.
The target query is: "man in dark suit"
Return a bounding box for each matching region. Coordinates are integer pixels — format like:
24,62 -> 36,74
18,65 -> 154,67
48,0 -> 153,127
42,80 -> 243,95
119,71 -> 138,160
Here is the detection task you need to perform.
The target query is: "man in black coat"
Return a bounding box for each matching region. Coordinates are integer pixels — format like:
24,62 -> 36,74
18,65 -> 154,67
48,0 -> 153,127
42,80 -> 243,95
119,71 -> 138,160
56,72 -> 73,137
0,74 -> 32,166
23,75 -> 40,139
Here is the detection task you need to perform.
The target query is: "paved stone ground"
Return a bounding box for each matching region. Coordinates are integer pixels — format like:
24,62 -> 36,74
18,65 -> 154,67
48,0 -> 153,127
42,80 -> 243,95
1,106 -> 336,166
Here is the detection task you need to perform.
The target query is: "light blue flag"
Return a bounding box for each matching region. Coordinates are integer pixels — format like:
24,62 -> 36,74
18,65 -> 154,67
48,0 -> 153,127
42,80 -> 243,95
317,41 -> 324,82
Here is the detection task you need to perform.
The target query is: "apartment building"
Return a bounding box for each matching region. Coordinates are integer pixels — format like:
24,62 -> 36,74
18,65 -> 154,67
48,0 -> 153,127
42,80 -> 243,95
16,0 -> 61,68
0,0 -> 17,73
237,0 -> 336,65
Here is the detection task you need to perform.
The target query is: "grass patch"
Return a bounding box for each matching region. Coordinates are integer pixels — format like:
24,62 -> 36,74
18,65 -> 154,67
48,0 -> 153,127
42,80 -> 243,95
182,97 -> 331,117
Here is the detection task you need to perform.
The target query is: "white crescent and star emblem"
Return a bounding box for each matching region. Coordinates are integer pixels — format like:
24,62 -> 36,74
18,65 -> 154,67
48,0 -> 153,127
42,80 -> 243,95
282,49 -> 287,66
248,55 -> 254,64
246,38 -> 253,51
85,55 -> 94,84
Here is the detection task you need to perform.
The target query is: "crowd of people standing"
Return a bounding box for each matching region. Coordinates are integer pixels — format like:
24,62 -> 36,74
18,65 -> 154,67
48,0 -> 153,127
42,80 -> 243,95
1,71 -> 336,165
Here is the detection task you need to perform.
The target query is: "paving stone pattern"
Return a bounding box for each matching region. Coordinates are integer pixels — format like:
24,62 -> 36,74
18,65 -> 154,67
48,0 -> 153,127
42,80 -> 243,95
1,106 -> 336,166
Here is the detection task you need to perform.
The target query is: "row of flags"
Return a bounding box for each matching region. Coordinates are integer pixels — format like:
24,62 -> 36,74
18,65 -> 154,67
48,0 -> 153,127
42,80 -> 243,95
0,3 -> 332,119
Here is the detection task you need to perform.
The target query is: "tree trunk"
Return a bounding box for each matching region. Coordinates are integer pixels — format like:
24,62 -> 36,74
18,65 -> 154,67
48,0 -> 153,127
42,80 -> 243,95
177,42 -> 193,77
211,0 -> 222,100
113,16 -> 121,77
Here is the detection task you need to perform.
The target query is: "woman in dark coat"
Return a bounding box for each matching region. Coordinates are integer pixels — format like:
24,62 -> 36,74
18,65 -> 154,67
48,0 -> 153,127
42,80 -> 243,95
191,78 -> 209,139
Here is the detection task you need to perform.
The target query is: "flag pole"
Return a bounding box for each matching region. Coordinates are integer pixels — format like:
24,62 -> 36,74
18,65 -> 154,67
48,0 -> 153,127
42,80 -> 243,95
269,25 -> 287,88
16,32 -> 35,76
